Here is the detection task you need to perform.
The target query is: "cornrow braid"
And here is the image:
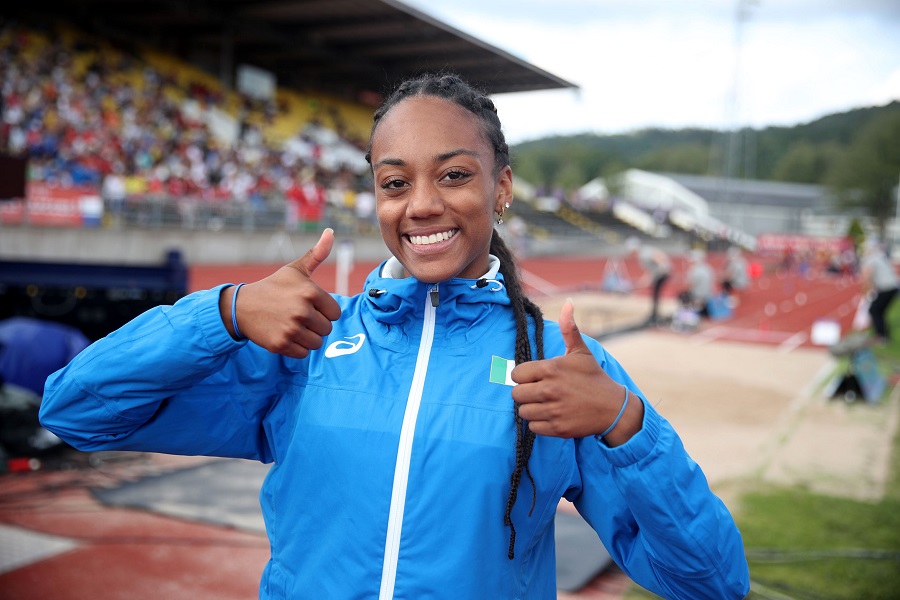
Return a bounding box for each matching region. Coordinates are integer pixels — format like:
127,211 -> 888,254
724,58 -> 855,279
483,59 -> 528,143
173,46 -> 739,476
365,72 -> 510,172
367,72 -> 542,560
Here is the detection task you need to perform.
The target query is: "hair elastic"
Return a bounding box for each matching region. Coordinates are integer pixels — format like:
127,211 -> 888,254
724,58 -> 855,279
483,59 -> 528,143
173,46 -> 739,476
598,387 -> 629,439
231,283 -> 246,340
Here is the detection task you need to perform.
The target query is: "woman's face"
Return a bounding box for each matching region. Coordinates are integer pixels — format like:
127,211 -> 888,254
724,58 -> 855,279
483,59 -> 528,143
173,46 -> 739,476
369,95 -> 512,283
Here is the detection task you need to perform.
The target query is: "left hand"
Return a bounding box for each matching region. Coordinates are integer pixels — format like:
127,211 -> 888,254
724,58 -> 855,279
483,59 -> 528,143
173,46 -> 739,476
511,300 -> 643,444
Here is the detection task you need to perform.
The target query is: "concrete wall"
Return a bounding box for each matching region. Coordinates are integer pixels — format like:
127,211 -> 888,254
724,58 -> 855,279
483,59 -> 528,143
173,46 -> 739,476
0,226 -> 393,266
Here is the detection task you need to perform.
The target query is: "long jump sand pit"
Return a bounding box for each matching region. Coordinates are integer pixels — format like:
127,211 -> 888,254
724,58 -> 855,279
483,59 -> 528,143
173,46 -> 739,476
536,292 -> 899,507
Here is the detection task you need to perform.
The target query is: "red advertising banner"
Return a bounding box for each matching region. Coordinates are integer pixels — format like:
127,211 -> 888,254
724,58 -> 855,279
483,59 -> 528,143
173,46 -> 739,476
756,233 -> 849,255
0,182 -> 102,227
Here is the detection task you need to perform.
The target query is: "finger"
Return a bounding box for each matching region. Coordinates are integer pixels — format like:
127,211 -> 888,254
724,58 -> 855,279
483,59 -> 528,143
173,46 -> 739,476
560,298 -> 590,355
293,310 -> 335,340
288,228 -> 335,276
511,379 -> 548,405
510,361 -> 537,386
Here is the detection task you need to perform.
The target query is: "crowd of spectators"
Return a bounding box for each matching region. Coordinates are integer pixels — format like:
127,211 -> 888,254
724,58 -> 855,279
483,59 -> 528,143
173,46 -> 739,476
0,18 -> 373,231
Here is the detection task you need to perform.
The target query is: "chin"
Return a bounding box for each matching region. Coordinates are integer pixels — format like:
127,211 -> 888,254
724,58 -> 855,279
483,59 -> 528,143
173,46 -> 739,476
400,258 -> 460,283
407,267 -> 455,283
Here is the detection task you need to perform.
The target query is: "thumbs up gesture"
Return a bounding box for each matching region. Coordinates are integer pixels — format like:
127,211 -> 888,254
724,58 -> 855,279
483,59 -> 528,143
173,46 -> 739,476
220,229 -> 343,358
511,300 -> 643,445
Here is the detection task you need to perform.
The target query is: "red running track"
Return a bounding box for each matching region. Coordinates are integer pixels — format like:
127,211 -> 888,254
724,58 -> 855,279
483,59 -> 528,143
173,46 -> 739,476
190,252 -> 865,350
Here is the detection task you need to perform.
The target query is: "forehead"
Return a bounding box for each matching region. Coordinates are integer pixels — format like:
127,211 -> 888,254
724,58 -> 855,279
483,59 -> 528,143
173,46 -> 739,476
370,95 -> 489,158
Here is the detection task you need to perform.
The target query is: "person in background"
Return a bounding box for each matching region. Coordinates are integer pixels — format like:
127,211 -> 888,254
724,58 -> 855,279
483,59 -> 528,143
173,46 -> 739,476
626,236 -> 672,326
721,246 -> 750,307
40,73 -> 749,599
860,238 -> 899,345
685,248 -> 715,318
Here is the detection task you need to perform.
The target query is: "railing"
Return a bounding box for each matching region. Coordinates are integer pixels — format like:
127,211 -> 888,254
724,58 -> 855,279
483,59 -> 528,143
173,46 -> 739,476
1,191 -> 369,236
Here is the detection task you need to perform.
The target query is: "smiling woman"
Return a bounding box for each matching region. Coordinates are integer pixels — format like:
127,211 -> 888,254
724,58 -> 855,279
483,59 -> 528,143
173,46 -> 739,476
39,73 -> 750,599
368,93 -> 511,282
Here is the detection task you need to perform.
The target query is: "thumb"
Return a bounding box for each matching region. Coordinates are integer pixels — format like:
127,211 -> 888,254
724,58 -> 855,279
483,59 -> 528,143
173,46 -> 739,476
288,228 -> 334,276
560,298 -> 590,355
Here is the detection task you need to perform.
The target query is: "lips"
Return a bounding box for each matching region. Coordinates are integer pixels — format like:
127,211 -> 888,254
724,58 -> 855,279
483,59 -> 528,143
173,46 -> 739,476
406,229 -> 458,246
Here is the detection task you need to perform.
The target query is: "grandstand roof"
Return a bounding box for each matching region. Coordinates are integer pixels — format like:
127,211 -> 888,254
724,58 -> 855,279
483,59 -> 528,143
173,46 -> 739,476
662,173 -> 829,209
24,0 -> 577,103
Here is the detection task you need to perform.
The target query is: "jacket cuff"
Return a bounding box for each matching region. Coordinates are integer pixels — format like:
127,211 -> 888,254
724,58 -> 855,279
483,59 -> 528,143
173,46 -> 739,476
194,284 -> 248,353
594,395 -> 663,468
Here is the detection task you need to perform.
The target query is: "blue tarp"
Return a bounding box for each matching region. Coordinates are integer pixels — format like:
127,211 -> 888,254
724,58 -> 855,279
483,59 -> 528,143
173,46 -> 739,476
0,317 -> 89,397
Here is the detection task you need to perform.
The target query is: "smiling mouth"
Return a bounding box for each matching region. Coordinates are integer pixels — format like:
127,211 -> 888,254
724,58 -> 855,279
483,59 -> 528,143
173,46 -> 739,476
406,229 -> 458,246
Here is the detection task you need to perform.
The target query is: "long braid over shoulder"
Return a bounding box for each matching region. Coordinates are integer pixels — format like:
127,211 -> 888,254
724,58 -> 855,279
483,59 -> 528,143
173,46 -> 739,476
366,73 -> 543,559
491,231 -> 544,559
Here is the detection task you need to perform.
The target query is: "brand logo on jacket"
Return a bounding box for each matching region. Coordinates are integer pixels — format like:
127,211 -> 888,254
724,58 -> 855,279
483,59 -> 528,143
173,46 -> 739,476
325,333 -> 366,358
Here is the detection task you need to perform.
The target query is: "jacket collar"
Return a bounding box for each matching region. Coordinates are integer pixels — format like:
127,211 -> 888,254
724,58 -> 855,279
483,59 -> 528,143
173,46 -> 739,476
361,254 -> 511,345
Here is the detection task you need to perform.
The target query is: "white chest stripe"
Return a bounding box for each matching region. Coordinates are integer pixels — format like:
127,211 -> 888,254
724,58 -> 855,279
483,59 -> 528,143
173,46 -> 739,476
379,293 -> 436,599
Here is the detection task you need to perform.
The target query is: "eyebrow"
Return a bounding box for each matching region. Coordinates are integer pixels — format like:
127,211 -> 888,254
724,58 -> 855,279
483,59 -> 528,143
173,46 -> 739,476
372,148 -> 480,169
436,148 -> 480,162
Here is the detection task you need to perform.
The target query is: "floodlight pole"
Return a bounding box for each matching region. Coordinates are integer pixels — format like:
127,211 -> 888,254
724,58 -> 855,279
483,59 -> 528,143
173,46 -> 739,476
721,0 -> 758,211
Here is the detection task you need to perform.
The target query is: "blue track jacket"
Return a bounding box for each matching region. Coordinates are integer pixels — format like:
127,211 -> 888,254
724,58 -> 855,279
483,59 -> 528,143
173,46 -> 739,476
41,257 -> 750,599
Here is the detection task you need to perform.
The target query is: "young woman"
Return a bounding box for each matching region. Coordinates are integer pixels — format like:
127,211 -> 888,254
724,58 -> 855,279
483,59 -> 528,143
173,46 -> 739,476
40,73 -> 750,599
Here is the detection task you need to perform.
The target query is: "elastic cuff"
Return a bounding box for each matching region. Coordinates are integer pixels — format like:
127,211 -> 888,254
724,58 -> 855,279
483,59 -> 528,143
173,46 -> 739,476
597,395 -> 663,468
200,285 -> 249,351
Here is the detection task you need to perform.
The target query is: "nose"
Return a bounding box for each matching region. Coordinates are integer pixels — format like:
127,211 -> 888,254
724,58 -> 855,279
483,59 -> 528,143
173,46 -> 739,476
405,181 -> 444,219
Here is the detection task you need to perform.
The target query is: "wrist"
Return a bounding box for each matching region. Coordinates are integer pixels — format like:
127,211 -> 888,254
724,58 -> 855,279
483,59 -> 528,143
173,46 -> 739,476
597,387 -> 645,447
597,386 -> 629,439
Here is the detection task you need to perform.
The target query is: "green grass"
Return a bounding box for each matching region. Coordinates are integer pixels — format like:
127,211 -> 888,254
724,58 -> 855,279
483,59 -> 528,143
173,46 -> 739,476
624,393 -> 900,600
739,466 -> 900,600
622,299 -> 900,600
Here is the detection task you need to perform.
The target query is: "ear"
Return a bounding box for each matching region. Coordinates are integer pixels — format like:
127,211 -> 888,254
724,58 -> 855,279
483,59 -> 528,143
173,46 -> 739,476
495,165 -> 513,213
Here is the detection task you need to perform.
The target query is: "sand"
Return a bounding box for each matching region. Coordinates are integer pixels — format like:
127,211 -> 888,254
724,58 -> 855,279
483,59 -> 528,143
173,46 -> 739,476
536,292 -> 899,508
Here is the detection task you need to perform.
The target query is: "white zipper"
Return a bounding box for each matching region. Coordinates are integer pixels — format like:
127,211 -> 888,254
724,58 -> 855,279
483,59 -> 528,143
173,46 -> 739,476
378,287 -> 437,599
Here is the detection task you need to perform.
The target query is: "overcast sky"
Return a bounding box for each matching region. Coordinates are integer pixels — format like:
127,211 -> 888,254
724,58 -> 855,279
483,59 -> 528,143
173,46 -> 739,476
403,0 -> 900,144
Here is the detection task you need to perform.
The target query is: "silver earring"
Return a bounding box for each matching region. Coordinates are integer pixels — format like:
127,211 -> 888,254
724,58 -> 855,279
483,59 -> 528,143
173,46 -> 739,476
496,201 -> 509,225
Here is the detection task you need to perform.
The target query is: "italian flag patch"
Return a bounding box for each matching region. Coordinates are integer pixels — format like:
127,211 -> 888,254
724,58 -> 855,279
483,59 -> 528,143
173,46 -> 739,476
489,356 -> 516,386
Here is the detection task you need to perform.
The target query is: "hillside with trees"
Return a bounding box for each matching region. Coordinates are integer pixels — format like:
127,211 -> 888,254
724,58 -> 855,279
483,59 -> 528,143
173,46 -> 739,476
512,101 -> 900,189
511,101 -> 900,237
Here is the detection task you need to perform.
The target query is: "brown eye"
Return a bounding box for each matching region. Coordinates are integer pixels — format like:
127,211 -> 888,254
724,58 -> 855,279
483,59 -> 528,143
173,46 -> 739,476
381,178 -> 407,190
443,169 -> 471,183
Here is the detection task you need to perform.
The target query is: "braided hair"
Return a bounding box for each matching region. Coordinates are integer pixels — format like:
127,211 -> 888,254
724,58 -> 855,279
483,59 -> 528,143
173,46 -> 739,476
365,73 -> 544,559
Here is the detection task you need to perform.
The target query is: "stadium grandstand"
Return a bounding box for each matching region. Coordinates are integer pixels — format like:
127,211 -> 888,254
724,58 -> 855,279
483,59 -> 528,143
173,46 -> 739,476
0,2 -> 589,243
1,1 -> 754,263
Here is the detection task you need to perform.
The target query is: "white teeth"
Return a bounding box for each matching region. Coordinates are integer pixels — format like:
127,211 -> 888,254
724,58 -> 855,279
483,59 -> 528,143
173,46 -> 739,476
409,230 -> 457,246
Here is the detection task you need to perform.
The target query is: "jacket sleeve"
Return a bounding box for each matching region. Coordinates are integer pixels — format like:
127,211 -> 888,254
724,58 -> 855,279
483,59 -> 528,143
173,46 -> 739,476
569,341 -> 750,600
39,285 -> 285,462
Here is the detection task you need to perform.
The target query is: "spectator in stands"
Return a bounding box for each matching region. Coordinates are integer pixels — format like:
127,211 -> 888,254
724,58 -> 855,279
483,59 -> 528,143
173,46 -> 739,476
684,248 -> 715,318
0,21 -> 371,227
40,73 -> 749,599
860,238 -> 899,345
353,187 -> 376,232
626,236 -> 671,326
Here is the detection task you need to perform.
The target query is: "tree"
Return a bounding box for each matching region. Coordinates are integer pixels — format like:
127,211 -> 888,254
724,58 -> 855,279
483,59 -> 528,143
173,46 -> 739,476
826,111 -> 900,241
636,142 -> 713,175
771,141 -> 842,184
847,217 -> 866,254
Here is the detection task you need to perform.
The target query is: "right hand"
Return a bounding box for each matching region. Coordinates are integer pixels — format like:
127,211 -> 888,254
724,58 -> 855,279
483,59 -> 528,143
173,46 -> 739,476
221,228 -> 343,358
